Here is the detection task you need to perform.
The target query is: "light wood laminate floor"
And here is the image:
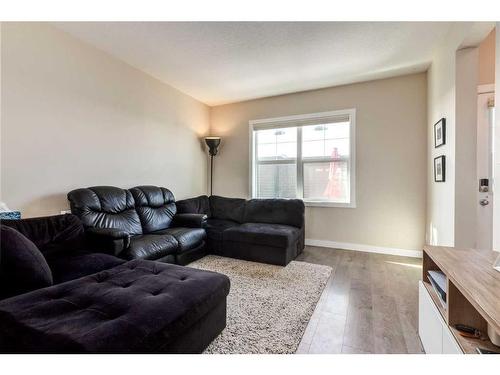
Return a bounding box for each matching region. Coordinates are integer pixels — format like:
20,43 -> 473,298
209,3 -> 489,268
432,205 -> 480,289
296,246 -> 423,354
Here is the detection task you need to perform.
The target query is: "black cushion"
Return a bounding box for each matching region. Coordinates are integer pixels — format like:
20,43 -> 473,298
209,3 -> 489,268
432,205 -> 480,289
46,252 -> 125,283
209,196 -> 246,223
1,214 -> 85,257
205,219 -> 239,241
68,186 -> 143,235
0,226 -> 53,299
176,195 -> 211,217
0,260 -> 230,353
223,222 -> 300,248
130,186 -> 177,233
154,228 -> 206,252
123,234 -> 178,260
244,199 -> 305,228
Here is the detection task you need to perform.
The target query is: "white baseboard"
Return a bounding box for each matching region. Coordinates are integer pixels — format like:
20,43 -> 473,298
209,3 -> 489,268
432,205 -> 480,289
305,239 -> 423,258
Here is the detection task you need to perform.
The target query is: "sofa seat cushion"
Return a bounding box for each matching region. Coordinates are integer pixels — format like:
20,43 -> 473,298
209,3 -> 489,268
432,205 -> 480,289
223,222 -> 300,248
205,219 -> 239,241
153,228 -> 205,253
122,234 -> 178,260
46,251 -> 126,283
0,260 -> 230,353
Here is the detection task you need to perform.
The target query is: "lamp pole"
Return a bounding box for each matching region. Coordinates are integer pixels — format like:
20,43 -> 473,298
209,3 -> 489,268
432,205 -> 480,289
210,153 -> 214,196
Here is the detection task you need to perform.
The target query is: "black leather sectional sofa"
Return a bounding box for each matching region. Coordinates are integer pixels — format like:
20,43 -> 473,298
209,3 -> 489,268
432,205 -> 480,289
67,186 -> 208,266
0,214 -> 229,353
68,186 -> 305,267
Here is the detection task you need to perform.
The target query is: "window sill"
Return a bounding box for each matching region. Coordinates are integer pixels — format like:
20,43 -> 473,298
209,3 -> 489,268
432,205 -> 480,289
304,200 -> 356,208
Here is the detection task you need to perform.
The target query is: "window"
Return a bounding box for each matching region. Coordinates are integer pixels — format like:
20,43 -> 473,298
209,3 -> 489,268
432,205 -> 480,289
250,109 -> 356,207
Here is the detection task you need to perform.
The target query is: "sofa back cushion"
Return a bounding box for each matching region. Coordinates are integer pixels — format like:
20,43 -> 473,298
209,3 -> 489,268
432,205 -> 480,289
67,186 -> 142,235
244,199 -> 305,228
129,186 -> 177,233
1,214 -> 85,257
209,196 -> 246,223
0,226 -> 53,299
176,195 -> 211,217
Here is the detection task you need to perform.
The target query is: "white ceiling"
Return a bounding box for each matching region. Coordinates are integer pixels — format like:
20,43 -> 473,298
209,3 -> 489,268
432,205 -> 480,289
54,22 -> 453,106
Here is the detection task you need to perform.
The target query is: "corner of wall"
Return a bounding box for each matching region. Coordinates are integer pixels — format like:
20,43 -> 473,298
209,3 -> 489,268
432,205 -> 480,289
426,22 -> 494,248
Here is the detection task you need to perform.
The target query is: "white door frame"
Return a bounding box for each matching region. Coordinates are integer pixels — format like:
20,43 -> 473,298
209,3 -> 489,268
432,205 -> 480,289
476,84 -> 494,250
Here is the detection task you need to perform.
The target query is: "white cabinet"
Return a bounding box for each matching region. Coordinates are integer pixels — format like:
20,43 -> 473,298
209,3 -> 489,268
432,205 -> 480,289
442,323 -> 463,354
419,281 -> 444,353
418,281 -> 463,354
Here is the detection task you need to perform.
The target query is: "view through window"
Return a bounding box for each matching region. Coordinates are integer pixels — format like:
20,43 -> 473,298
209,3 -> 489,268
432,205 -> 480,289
250,110 -> 355,206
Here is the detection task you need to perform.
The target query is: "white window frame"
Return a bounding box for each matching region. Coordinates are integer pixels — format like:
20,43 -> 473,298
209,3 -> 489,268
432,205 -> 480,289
249,109 -> 356,208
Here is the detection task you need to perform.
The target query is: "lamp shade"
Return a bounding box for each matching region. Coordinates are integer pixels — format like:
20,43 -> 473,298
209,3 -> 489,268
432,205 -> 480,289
205,136 -> 221,156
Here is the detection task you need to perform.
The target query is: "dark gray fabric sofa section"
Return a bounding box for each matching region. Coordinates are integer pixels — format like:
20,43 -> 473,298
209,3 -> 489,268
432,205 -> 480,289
67,186 -> 208,265
1,214 -> 126,284
0,214 -> 229,353
0,259 -> 229,353
176,195 -> 305,266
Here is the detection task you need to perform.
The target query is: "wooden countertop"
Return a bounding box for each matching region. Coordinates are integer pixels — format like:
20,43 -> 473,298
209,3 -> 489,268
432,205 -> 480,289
423,245 -> 500,335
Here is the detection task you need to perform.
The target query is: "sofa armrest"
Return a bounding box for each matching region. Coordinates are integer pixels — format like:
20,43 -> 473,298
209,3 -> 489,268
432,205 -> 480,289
172,213 -> 208,228
85,227 -> 131,256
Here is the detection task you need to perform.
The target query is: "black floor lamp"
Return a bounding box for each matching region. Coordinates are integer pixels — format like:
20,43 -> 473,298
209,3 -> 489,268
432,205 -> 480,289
205,136 -> 221,196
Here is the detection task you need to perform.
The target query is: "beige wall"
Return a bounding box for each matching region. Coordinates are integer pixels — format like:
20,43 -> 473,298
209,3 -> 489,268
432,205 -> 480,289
0,23 -> 210,218
210,73 -> 427,251
479,29 -> 495,85
454,47 -> 479,248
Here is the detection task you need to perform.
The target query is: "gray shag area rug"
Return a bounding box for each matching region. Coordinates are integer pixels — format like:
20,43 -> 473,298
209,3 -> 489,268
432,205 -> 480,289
188,255 -> 332,354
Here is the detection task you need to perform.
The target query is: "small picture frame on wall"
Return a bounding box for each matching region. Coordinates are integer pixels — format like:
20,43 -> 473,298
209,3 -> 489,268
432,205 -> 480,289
434,118 -> 446,148
434,155 -> 446,182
